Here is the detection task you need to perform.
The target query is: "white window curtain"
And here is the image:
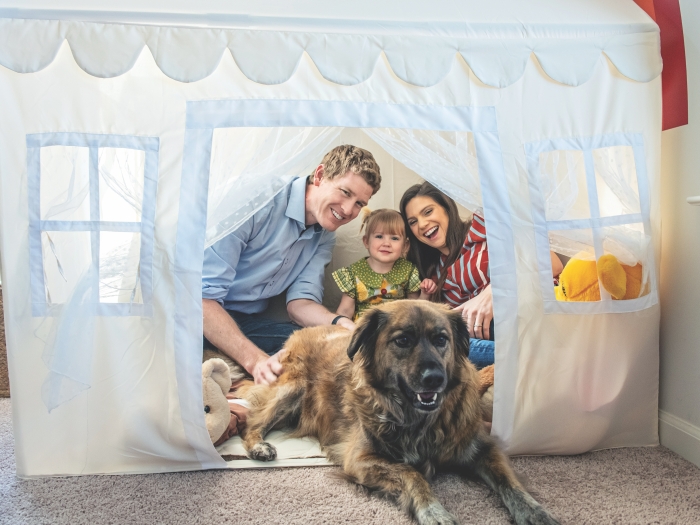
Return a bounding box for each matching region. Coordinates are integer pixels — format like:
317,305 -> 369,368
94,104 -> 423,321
363,128 -> 482,212
205,127 -> 484,249
205,127 -> 343,248
30,133 -> 158,411
525,133 -> 657,314
537,145 -> 647,265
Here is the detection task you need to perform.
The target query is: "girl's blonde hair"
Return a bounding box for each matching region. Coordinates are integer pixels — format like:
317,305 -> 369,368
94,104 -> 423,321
359,208 -> 406,239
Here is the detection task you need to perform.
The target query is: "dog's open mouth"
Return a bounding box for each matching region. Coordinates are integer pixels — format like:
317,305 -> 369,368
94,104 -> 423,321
399,377 -> 442,411
416,391 -> 438,406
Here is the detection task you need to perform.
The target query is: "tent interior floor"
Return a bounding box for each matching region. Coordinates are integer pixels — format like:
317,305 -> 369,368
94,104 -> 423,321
1,399 -> 699,524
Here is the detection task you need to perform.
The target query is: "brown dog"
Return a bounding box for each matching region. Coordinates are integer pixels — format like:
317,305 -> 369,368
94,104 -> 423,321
242,301 -> 559,525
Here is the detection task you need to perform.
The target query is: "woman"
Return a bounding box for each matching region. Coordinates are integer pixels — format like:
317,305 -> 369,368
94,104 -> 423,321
400,182 -> 562,368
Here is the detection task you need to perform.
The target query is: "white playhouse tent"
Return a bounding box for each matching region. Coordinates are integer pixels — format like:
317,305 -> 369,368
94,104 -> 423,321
0,0 -> 662,477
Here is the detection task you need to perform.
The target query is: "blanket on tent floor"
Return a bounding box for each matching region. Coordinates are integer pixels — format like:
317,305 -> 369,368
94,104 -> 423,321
217,396 -> 331,469
217,431 -> 331,469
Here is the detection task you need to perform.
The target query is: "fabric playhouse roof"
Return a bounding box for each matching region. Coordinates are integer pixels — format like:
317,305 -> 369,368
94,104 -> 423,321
0,0 -> 661,87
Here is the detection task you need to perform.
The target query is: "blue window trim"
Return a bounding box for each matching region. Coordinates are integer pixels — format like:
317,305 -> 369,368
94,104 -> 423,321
525,132 -> 658,314
170,99 -> 522,461
27,132 -> 159,317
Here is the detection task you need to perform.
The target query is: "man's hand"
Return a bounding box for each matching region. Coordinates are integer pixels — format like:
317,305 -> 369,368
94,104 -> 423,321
252,350 -> 285,385
335,316 -> 356,332
419,278 -> 437,300
452,284 -> 494,340
204,299 -> 283,381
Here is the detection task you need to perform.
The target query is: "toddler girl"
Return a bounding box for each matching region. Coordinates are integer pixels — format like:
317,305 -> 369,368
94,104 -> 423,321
332,208 -> 436,321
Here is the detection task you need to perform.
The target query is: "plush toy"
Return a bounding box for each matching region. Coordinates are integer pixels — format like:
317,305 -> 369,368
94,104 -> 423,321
478,364 -> 495,424
202,358 -> 234,444
554,253 -> 644,302
202,358 -> 250,446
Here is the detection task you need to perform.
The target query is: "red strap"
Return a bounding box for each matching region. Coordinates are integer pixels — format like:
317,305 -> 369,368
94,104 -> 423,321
634,0 -> 688,130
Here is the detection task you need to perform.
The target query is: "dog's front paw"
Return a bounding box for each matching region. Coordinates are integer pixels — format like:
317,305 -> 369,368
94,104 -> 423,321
415,501 -> 458,525
248,441 -> 277,461
514,505 -> 560,525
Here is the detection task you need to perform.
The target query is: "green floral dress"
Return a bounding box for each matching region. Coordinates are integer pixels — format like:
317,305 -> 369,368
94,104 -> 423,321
332,257 -> 421,320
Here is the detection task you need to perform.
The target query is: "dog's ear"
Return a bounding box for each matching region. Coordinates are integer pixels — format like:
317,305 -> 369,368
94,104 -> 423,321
448,310 -> 471,358
347,308 -> 387,362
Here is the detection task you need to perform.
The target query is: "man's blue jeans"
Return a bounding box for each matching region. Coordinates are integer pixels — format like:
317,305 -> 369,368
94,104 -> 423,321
204,310 -> 300,356
204,309 -> 494,368
469,338 -> 495,370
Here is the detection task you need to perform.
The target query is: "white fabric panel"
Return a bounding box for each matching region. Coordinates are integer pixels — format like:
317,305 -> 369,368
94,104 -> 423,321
305,34 -> 382,86
65,23 -> 146,78
0,18 -> 662,86
459,40 -> 532,89
604,32 -> 666,83
533,40 -> 603,87
149,27 -> 229,83
0,18 -> 64,72
0,35 -> 661,477
228,31 -> 306,85
383,37 -> 457,87
500,48 -> 661,454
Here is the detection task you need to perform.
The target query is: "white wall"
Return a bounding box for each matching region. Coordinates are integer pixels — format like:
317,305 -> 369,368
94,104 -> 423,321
658,0 -> 700,467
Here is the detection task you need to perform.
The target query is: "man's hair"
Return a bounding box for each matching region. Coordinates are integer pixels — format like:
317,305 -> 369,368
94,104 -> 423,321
316,145 -> 382,195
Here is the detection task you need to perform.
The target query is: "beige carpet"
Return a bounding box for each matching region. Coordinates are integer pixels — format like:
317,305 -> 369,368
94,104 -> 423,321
1,398 -> 699,525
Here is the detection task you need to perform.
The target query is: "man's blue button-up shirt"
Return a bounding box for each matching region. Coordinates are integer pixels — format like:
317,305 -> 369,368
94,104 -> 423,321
202,177 -> 336,314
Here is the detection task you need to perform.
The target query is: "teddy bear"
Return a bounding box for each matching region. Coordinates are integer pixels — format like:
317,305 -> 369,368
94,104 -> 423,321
202,357 -> 249,446
554,252 -> 645,302
478,364 -> 495,426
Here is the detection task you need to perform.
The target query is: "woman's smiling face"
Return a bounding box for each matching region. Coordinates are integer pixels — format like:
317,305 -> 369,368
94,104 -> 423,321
404,195 -> 450,255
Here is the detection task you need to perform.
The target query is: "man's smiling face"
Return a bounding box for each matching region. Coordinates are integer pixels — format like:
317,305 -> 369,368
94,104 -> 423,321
306,169 -> 374,232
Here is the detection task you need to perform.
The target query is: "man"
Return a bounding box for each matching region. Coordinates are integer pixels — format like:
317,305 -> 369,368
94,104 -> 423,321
202,145 -> 381,385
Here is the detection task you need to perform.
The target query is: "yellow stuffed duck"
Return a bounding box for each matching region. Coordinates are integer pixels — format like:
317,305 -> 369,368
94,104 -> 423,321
554,253 -> 645,302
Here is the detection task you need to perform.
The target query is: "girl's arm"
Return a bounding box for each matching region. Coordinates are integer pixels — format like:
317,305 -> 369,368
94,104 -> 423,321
336,293 -> 356,320
411,278 -> 437,301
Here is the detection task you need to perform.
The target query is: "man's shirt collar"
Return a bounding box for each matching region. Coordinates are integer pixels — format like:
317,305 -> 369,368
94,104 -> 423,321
286,176 -> 323,233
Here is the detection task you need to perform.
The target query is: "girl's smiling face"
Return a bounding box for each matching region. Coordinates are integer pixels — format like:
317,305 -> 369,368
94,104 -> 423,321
363,229 -> 407,265
404,195 -> 450,255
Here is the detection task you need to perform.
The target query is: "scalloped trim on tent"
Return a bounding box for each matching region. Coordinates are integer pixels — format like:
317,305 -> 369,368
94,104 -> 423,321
0,18 -> 662,87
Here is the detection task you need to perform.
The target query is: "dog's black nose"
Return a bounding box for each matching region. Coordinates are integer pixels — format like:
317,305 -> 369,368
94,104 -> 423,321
420,367 -> 445,390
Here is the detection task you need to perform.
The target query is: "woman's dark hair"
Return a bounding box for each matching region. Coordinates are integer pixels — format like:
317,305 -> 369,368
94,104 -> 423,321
399,182 -> 471,302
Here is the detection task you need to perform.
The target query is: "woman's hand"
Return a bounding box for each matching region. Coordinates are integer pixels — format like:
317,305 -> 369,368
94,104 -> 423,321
452,284 -> 493,340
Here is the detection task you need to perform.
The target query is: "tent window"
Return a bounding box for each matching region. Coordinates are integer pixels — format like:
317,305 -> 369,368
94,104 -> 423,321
27,134 -> 158,317
526,134 -> 657,314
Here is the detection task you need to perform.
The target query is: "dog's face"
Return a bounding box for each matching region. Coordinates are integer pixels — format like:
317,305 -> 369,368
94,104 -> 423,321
347,301 -> 470,413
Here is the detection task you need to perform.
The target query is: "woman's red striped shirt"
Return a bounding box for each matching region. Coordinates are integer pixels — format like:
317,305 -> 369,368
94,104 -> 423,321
437,213 -> 489,307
